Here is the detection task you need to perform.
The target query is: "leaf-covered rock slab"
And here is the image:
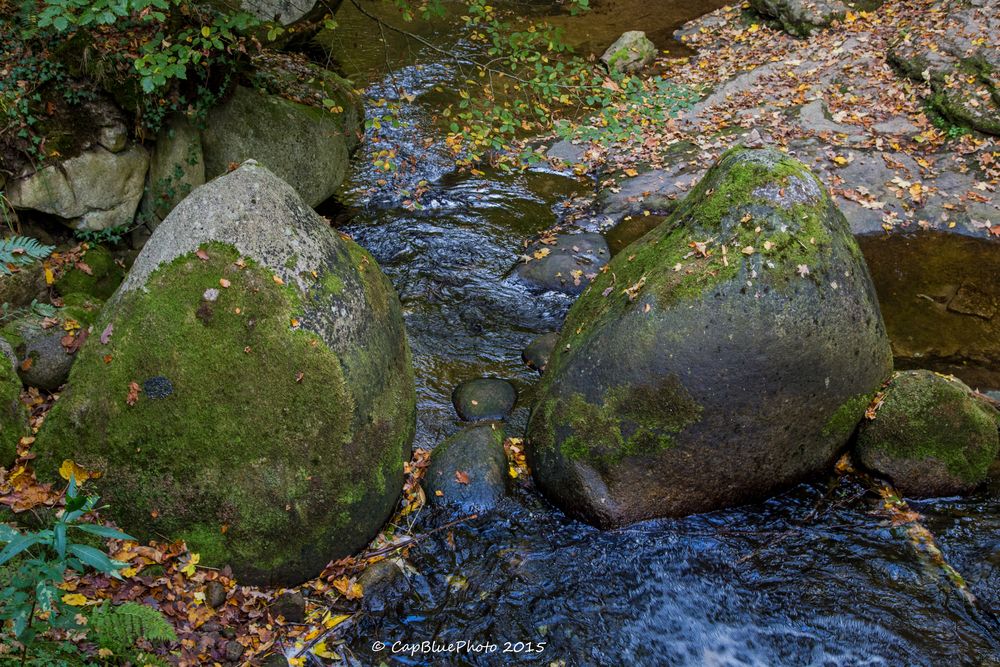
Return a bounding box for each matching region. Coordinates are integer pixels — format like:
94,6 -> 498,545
37,161 -> 415,586
528,147 -> 892,528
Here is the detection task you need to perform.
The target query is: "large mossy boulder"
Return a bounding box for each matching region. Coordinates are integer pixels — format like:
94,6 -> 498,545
527,148 -> 892,528
202,57 -> 362,208
36,161 -> 415,586
856,370 -> 999,497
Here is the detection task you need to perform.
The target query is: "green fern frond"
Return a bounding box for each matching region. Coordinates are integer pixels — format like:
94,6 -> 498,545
135,651 -> 172,667
0,235 -> 54,276
89,601 -> 177,655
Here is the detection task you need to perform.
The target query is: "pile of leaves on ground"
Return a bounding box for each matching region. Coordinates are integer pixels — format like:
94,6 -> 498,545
0,417 -> 439,665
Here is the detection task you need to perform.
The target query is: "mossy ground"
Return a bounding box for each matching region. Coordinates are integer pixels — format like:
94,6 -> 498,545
36,243 -> 404,583
822,392 -> 874,438
858,371 -> 999,486
55,245 -> 125,302
0,355 -> 26,465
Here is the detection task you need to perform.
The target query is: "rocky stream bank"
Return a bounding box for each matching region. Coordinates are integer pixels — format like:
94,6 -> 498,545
1,0 -> 999,664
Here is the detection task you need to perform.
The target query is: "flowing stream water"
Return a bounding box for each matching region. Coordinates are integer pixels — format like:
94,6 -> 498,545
318,2 -> 1000,663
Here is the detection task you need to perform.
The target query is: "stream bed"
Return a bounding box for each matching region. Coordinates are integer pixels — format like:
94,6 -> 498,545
321,2 -> 1000,663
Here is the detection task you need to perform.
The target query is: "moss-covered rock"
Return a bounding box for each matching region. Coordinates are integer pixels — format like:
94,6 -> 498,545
138,114 -> 206,231
36,162 -> 415,586
855,370 -> 999,497
527,147 -> 893,528
1,315 -> 77,392
751,0 -> 884,38
202,56 -> 362,208
599,31 -> 656,75
0,262 -> 47,310
55,245 -> 125,302
0,339 -> 28,466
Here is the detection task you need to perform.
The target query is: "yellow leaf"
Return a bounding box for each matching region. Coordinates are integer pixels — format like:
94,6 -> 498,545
44,267 -> 54,285
332,576 -> 363,600
181,553 -> 200,577
322,612 -> 351,629
623,168 -> 639,177
272,274 -> 285,285
201,26 -> 211,37
62,593 -> 89,606
313,640 -> 339,659
59,459 -> 100,485
832,156 -> 849,166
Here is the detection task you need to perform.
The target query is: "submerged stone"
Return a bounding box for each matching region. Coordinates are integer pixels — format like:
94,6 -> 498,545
452,378 -> 517,422
528,147 -> 892,528
426,424 -> 509,512
522,333 -> 560,373
36,162 -> 416,586
513,233 -> 609,295
855,370 -> 999,497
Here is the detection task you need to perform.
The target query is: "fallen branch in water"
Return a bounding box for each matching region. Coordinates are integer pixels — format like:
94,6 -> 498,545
834,454 -> 976,605
361,512 -> 480,561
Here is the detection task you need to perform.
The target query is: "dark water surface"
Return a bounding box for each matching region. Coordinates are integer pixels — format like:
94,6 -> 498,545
323,2 -> 1000,664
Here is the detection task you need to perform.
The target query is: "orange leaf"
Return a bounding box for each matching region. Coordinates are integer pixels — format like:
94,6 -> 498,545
126,381 -> 141,406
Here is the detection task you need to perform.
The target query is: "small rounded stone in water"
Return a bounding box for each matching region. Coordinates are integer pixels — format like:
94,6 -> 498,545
452,377 -> 516,421
143,375 -> 174,399
522,332 -> 559,373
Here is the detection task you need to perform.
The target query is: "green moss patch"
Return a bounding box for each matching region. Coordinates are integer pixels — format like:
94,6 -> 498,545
55,245 -> 125,302
37,243 -> 402,583
857,370 -> 999,488
822,392 -> 873,438
544,375 -> 703,469
0,355 -> 27,465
